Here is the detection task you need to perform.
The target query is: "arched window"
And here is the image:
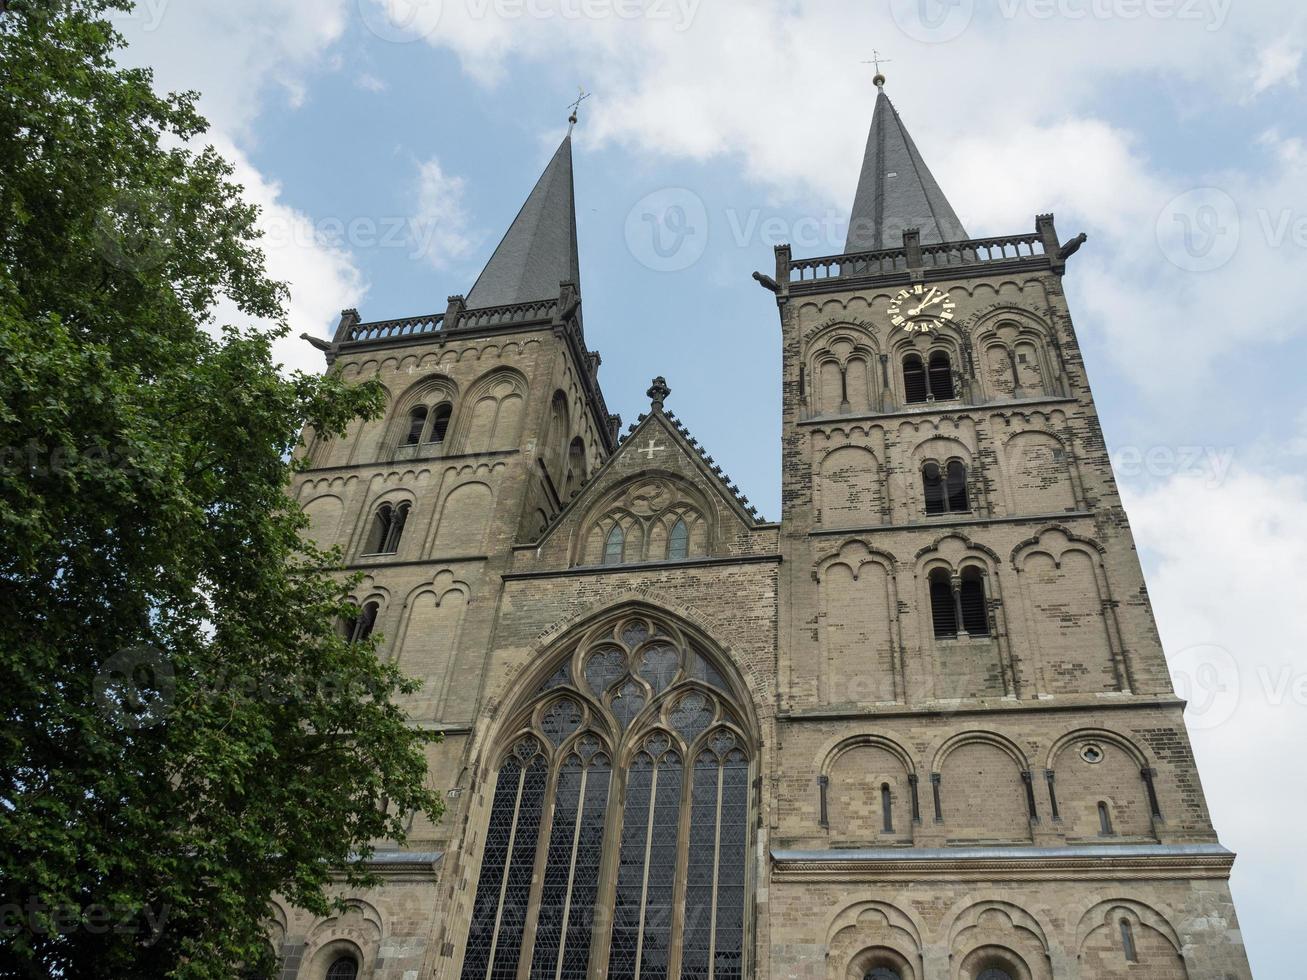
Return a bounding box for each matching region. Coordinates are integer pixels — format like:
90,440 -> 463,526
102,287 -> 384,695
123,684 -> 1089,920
866,970 -> 903,980
928,351 -> 956,400
922,462 -> 946,515
929,569 -> 958,638
604,525 -> 626,565
923,461 -> 969,515
1098,801 -> 1115,835
565,437 -> 587,500
459,613 -> 751,980
977,970 -> 1014,980
401,401 -> 452,449
365,504 -> 394,554
959,567 -> 990,637
364,502 -> 410,555
326,956 -> 359,980
1120,918 -> 1138,962
429,402 -> 452,443
403,406 -> 428,446
343,601 -> 379,643
667,519 -> 689,561
931,567 -> 990,639
903,354 -> 928,404
946,460 -> 969,511
881,783 -> 893,833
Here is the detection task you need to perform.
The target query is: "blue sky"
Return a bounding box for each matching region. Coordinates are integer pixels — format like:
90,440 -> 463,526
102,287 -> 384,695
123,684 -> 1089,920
116,0 -> 1305,972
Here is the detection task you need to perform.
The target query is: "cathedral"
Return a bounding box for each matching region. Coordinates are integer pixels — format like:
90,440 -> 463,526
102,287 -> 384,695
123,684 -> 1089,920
280,76 -> 1251,979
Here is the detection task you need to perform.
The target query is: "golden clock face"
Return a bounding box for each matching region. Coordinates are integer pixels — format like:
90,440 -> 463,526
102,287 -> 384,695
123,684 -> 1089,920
888,285 -> 957,334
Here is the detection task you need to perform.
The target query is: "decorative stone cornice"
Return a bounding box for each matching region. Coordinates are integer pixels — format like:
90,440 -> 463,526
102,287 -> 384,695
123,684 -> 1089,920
769,843 -> 1234,884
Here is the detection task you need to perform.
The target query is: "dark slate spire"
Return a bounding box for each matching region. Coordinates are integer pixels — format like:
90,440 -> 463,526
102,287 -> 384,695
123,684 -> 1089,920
466,131 -> 580,309
845,78 -> 968,254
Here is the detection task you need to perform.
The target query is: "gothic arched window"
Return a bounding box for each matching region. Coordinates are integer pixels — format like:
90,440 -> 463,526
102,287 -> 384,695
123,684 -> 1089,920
604,525 -> 626,565
667,519 -> 689,561
326,956 -> 358,980
460,612 -> 752,980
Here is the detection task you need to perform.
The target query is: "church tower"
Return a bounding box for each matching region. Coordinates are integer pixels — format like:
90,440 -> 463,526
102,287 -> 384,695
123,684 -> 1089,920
764,74 -> 1250,979
275,83 -> 1251,980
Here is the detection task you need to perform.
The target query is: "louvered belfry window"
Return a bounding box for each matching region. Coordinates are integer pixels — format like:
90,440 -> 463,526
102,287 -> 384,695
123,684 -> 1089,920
459,613 -> 752,980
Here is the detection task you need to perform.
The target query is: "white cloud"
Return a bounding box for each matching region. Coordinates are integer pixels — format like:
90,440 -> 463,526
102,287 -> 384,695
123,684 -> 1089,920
1250,38 -> 1303,97
412,157 -> 480,269
114,0 -> 349,140
355,71 -> 389,93
371,0 -> 1306,397
1123,469 -> 1307,968
207,139 -> 368,375
116,1 -> 365,375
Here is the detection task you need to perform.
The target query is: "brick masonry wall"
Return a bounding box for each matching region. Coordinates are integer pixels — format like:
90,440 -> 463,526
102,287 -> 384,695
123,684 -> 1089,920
273,252 -> 1249,978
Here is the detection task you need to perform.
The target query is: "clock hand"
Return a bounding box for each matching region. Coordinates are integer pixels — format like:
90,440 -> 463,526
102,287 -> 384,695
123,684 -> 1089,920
910,287 -> 941,315
914,291 -> 946,314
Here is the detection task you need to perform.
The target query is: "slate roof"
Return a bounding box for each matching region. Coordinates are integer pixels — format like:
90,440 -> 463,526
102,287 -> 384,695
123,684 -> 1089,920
466,132 -> 581,309
845,85 -> 969,253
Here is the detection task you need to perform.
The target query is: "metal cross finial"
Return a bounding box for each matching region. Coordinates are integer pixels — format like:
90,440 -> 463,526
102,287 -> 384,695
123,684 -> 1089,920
567,87 -> 591,130
861,49 -> 892,88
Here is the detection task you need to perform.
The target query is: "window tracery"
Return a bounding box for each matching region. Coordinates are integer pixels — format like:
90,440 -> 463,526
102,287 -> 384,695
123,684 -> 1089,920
460,613 -> 751,980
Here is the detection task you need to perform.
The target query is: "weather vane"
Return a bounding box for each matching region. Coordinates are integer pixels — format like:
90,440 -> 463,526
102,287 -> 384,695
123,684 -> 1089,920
567,87 -> 592,130
861,49 -> 892,88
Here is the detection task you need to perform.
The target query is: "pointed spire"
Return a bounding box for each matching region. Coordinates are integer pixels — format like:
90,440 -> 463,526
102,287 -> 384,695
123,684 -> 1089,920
465,130 -> 581,310
845,80 -> 968,254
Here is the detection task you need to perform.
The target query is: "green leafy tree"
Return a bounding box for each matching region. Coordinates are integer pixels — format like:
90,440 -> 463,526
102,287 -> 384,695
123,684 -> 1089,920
0,1 -> 442,975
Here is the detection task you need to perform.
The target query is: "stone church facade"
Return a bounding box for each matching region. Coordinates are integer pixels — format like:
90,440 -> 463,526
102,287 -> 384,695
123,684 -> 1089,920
276,81 -> 1251,980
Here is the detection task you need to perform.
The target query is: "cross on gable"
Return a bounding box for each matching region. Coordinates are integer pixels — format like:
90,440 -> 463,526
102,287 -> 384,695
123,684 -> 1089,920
639,438 -> 665,461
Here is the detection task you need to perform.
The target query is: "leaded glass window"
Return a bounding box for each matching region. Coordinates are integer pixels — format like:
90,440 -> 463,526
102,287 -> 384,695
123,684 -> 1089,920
667,519 -> 689,561
460,613 -> 752,980
604,525 -> 626,565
